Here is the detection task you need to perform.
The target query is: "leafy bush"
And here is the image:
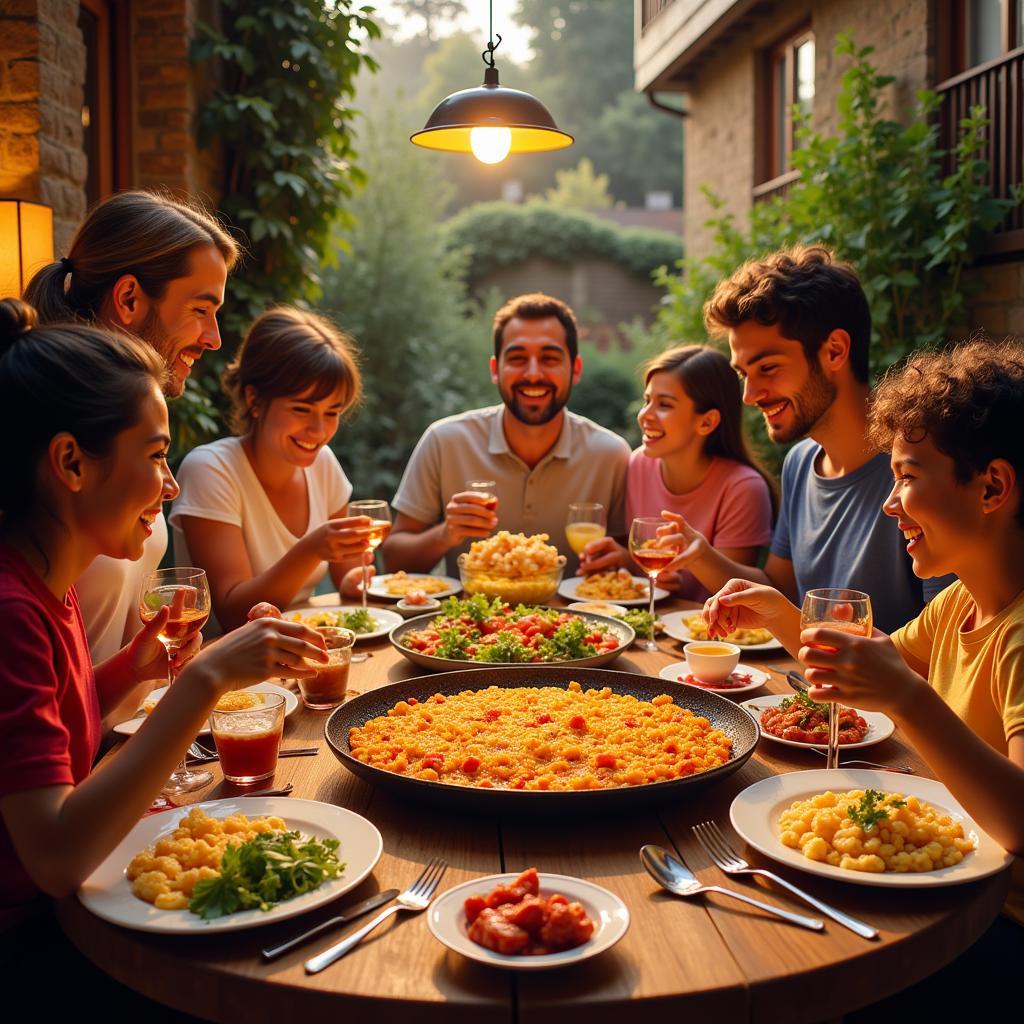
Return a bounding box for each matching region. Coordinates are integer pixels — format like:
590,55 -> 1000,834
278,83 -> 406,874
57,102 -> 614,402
320,104 -> 496,496
649,35 -> 1024,376
443,202 -> 682,291
176,0 -> 379,459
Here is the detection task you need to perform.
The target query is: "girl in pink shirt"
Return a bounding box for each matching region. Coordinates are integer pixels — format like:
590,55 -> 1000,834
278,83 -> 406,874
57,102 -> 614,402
582,345 -> 774,601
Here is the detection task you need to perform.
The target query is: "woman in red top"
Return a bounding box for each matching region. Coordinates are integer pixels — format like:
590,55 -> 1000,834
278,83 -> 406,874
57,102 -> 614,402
0,298 -> 327,924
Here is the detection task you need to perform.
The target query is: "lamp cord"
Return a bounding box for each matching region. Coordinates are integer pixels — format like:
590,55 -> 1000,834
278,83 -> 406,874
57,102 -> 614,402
481,0 -> 501,68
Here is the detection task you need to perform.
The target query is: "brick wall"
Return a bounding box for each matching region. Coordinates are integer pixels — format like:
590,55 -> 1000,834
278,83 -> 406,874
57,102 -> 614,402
0,0 -> 87,252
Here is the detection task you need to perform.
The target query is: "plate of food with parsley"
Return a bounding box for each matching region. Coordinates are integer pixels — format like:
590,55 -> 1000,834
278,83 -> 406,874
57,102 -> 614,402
78,798 -> 383,934
288,605 -> 403,643
739,692 -> 895,750
389,594 -> 635,672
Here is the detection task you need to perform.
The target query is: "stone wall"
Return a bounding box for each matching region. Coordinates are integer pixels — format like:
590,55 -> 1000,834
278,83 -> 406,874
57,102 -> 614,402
0,0 -> 222,255
0,0 -> 87,252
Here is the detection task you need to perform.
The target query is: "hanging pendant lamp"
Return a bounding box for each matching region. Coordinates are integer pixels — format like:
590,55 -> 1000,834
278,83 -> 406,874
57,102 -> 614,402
410,1 -> 573,164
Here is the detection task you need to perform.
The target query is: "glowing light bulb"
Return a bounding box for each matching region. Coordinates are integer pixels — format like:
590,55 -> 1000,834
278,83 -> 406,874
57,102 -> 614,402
470,126 -> 512,164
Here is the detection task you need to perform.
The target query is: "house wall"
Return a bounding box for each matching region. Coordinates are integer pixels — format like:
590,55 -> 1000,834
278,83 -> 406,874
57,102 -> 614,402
0,0 -> 222,255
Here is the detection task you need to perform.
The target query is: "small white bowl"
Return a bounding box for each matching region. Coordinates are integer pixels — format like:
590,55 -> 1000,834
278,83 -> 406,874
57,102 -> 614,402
683,641 -> 741,684
396,596 -> 442,617
567,601 -> 628,618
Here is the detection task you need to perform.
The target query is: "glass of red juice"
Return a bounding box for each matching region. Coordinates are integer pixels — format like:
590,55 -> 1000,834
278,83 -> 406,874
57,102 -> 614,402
297,626 -> 355,710
210,693 -> 286,784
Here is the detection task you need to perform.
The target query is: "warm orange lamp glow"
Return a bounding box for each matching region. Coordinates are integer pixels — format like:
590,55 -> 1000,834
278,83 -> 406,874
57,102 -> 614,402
0,199 -> 54,299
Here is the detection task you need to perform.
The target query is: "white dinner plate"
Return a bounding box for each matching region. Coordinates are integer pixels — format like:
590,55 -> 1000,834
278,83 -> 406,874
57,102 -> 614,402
730,769 -> 1012,888
368,574 -> 461,601
658,661 -> 769,696
112,682 -> 298,738
558,575 -> 668,607
287,605 -> 403,642
567,601 -> 628,617
660,610 -> 785,652
78,797 -> 384,932
428,872 -> 629,970
739,693 -> 895,750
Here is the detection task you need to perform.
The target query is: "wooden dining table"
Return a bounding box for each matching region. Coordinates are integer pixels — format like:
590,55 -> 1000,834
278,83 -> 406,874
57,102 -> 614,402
56,592 -> 1009,1024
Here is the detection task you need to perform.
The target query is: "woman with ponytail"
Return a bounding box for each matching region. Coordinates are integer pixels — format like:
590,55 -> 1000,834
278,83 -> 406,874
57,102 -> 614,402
580,345 -> 775,601
23,190 -> 238,662
0,299 -> 326,933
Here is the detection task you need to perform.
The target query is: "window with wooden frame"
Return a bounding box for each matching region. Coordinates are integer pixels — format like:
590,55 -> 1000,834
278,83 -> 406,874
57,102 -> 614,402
937,0 -> 1024,78
759,26 -> 815,188
78,0 -> 132,203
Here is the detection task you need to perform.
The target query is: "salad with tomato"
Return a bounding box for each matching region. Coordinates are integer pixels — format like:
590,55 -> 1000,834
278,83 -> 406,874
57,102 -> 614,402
399,595 -> 625,664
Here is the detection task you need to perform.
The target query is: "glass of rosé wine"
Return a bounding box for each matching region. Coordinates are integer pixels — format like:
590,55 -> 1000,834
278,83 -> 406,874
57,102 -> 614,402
139,567 -> 212,795
628,517 -> 678,652
799,588 -> 873,770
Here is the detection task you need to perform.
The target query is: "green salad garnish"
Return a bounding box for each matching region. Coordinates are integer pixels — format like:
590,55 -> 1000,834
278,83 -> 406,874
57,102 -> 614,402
337,608 -> 376,633
846,789 -> 907,833
188,831 -> 344,920
616,609 -> 656,639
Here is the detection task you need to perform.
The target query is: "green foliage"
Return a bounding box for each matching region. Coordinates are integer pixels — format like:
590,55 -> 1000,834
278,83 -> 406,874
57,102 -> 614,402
178,1 -> 380,458
649,35 -> 1024,376
321,101 -> 495,496
541,158 -> 617,209
443,202 -> 682,290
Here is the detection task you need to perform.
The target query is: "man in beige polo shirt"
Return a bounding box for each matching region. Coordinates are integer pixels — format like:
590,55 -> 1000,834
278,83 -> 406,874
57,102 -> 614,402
383,293 -> 630,576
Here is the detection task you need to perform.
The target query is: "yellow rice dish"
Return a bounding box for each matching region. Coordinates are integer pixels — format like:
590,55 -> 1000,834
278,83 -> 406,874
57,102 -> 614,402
779,789 -> 975,873
349,681 -> 732,791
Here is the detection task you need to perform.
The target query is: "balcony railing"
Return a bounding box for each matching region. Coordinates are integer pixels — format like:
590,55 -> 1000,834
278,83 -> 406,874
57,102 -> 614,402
752,169 -> 800,204
640,0 -> 677,31
936,46 -> 1024,253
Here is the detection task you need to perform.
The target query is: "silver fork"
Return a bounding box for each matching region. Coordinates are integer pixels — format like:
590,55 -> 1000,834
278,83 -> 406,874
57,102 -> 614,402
808,748 -> 915,773
692,821 -> 878,940
304,857 -> 447,974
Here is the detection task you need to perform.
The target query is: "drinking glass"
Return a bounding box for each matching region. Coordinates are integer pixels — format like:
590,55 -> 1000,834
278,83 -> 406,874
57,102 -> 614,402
348,499 -> 391,609
297,626 -> 355,710
210,693 -> 286,784
799,588 -> 873,770
139,567 -> 212,794
628,517 -> 678,652
466,479 -> 498,536
565,502 -> 606,556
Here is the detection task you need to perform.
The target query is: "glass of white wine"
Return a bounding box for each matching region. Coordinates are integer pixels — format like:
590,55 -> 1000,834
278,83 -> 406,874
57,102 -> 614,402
799,588 -> 873,770
347,499 -> 391,609
565,502 -> 606,558
139,567 -> 212,795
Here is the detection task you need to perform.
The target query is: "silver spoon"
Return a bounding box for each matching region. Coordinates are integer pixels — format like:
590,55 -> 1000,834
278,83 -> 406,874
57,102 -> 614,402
640,844 -> 824,931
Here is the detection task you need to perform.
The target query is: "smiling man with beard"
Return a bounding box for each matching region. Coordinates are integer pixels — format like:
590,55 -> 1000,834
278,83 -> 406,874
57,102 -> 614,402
384,293 -> 629,575
654,245 -> 950,633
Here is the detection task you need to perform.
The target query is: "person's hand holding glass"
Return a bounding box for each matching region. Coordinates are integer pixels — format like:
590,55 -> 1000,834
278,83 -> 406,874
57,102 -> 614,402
628,517 -> 679,651
139,567 -> 212,795
799,589 -> 873,769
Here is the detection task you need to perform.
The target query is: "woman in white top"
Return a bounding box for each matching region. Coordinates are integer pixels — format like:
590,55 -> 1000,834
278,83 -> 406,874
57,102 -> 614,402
170,307 -> 372,632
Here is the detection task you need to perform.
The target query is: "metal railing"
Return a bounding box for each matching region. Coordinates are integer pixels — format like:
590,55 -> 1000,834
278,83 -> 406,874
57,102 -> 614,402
936,46 -> 1024,251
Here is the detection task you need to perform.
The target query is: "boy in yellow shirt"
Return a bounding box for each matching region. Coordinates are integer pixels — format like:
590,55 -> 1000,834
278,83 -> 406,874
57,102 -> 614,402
702,339 -> 1024,962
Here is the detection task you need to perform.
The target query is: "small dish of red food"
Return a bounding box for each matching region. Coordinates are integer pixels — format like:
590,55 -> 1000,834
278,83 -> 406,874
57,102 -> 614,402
427,868 -> 629,970
659,661 -> 768,696
739,692 -> 895,750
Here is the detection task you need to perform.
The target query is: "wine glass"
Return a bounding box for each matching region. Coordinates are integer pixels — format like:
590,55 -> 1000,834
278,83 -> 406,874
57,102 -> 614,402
348,499 -> 391,609
799,589 -> 873,770
628,517 -> 677,652
139,567 -> 212,795
565,502 -> 606,558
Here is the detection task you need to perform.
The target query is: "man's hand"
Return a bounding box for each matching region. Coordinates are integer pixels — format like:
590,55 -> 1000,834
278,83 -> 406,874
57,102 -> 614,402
798,626 -> 924,715
578,537 -> 628,575
443,491 -> 498,546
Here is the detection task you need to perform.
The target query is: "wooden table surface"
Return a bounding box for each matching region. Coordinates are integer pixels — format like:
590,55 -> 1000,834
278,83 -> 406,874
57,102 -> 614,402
57,594 -> 1009,1024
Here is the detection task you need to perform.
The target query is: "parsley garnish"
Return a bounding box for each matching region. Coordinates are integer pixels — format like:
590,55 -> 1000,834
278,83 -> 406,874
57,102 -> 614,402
188,831 -> 343,920
338,608 -> 376,633
617,609 -> 656,639
846,789 -> 907,832
434,626 -> 473,660
779,690 -> 830,715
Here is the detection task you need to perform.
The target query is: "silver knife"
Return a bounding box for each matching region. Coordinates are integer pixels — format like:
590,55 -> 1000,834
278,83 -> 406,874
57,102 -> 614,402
260,889 -> 401,961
